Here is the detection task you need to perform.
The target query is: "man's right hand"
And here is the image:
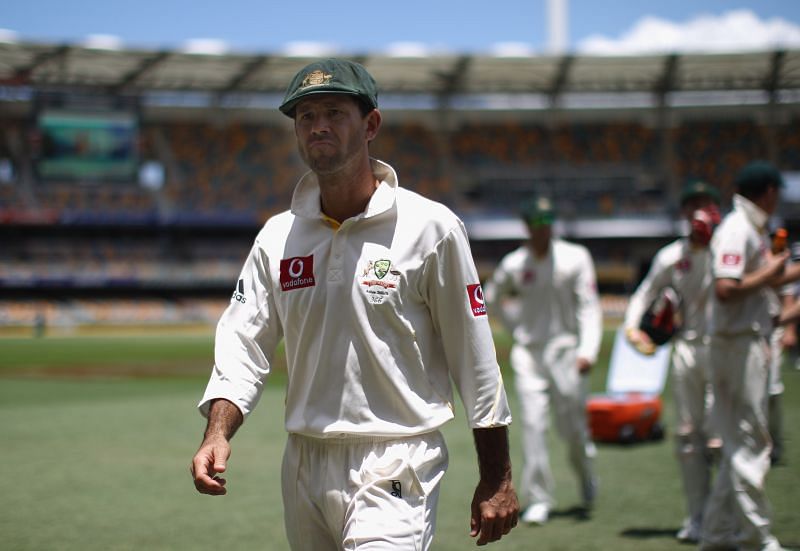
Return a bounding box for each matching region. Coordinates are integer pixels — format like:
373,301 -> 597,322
191,434 -> 231,495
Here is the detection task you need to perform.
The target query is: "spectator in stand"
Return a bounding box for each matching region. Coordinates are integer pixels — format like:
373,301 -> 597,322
624,180 -> 722,544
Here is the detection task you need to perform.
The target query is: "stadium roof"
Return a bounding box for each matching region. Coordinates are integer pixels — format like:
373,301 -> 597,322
1,40 -> 799,101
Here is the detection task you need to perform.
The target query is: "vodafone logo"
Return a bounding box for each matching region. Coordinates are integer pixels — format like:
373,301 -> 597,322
288,258 -> 305,278
280,255 -> 316,291
721,253 -> 742,266
466,283 -> 487,317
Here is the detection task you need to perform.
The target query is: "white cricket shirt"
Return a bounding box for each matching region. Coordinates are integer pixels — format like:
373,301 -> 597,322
199,159 -> 511,438
624,238 -> 713,342
710,194 -> 779,337
483,239 -> 602,363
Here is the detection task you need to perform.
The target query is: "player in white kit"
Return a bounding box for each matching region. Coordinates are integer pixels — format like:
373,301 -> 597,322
701,161 -> 800,551
483,197 -> 602,525
624,181 -> 721,543
190,59 -> 519,550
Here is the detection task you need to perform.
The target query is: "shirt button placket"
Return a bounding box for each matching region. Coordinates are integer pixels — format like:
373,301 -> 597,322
329,228 -> 345,283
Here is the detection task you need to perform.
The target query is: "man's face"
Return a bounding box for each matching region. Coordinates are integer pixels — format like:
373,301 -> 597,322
527,223 -> 552,253
764,185 -> 781,215
294,94 -> 376,175
680,195 -> 716,220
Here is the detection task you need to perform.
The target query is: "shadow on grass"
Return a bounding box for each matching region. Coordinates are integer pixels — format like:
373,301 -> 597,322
619,527 -> 681,540
550,506 -> 592,522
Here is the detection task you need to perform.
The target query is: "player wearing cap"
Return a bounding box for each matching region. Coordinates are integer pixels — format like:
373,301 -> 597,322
701,161 -> 800,551
189,59 -> 519,549
483,197 -> 602,525
624,180 -> 721,543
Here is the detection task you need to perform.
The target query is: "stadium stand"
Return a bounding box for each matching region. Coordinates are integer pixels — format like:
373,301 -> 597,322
1,43 -> 800,330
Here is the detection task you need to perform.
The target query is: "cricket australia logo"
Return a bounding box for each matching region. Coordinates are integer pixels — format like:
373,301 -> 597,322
280,255 -> 316,291
359,258 -> 400,305
300,70 -> 333,89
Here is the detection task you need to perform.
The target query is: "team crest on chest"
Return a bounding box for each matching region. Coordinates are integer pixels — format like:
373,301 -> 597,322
359,258 -> 400,304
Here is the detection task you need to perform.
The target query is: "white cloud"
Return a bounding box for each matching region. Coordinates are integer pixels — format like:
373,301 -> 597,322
385,42 -> 432,58
180,38 -> 230,55
83,34 -> 123,50
490,42 -> 536,58
0,28 -> 19,43
280,41 -> 339,57
578,9 -> 800,55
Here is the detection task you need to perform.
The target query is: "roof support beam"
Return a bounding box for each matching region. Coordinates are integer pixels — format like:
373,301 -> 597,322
764,50 -> 786,164
435,55 -> 471,99
548,54 -> 573,107
111,50 -> 170,94
653,54 -> 678,98
13,44 -> 70,83
765,49 -> 786,98
218,55 -> 270,95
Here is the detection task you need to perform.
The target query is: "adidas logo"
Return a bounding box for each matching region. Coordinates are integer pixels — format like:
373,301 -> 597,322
232,279 -> 246,304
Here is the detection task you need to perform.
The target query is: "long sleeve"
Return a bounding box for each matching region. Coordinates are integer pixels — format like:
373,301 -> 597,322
624,245 -> 675,332
421,222 -> 512,429
198,240 -> 285,419
482,256 -> 517,335
575,248 -> 603,363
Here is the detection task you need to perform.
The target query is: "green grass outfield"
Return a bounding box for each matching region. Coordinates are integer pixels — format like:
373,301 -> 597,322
2,328 -> 799,550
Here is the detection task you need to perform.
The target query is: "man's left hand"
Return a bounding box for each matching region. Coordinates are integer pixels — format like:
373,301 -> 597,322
469,478 -> 519,546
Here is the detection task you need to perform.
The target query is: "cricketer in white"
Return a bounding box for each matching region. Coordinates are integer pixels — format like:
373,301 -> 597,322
191,58 -> 518,550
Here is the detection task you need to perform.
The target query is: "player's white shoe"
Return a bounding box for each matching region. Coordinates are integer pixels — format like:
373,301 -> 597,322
521,503 -> 549,525
676,519 -> 701,543
760,536 -> 785,551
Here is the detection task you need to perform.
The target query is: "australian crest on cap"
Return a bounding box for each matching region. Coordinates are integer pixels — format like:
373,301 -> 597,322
301,69 -> 333,89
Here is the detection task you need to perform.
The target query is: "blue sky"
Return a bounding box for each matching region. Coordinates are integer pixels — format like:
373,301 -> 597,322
2,0 -> 800,54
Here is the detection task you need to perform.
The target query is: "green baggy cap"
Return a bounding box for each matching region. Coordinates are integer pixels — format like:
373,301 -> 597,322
520,197 -> 556,226
679,180 -> 720,206
279,58 -> 378,117
734,160 -> 784,195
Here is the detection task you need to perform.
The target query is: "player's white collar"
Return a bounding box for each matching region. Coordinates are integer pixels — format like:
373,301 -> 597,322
290,158 -> 398,221
733,193 -> 768,231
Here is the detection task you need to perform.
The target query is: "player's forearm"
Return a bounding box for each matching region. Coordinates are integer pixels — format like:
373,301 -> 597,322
204,398 -> 244,441
473,426 -> 513,486
772,261 -> 800,287
779,300 -> 800,326
716,269 -> 778,301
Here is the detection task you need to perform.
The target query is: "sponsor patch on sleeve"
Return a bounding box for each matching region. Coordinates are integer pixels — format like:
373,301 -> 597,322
466,283 -> 487,317
280,255 -> 316,291
721,253 -> 742,266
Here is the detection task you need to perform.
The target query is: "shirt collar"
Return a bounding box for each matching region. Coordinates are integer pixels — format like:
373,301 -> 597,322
733,193 -> 769,231
290,158 -> 399,222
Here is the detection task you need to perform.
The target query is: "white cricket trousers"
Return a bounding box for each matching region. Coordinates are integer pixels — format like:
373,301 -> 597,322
510,338 -> 596,509
281,431 -> 448,551
702,334 -> 779,551
671,338 -> 714,530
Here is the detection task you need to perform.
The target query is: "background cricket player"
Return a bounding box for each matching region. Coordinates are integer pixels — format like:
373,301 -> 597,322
624,180 -> 721,543
702,161 -> 800,551
483,196 -> 602,526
